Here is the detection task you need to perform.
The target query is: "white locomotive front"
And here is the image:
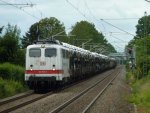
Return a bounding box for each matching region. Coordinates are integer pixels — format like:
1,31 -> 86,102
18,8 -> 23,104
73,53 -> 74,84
25,42 -> 70,90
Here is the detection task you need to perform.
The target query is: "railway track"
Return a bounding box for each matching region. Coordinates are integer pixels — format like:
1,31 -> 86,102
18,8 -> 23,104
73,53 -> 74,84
0,91 -> 53,113
49,68 -> 121,113
82,69 -> 120,113
0,68 -> 118,113
0,90 -> 34,106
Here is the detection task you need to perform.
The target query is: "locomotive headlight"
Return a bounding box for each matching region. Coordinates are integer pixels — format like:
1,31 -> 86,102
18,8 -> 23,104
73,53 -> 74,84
30,64 -> 33,71
52,64 -> 55,71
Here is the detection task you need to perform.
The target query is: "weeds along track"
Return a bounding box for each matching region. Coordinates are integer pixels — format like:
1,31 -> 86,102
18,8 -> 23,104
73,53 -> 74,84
49,67 -> 121,113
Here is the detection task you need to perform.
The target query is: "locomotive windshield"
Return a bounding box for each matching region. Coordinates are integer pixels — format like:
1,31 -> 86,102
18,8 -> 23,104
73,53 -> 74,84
45,48 -> 56,57
29,48 -> 41,57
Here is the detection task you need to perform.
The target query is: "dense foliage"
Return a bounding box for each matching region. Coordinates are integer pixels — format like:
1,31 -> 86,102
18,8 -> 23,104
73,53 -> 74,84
70,21 -> 116,54
0,63 -> 26,99
0,78 -> 25,98
0,62 -> 25,83
22,19 -> 116,54
0,24 -> 25,66
22,17 -> 68,48
136,15 -> 150,38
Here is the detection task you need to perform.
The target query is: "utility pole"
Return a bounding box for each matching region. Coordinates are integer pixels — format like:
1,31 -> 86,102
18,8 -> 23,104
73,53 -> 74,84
143,11 -> 148,76
127,47 -> 134,71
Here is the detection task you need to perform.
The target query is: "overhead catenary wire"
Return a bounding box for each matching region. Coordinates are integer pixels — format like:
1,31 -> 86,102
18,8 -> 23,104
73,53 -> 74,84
0,3 -> 35,6
44,0 -> 91,38
112,43 -> 125,50
66,0 -> 90,21
66,0 -> 135,52
0,0 -> 40,20
66,0 -> 108,38
83,0 -> 139,35
101,18 -> 139,20
110,34 -> 129,43
0,0 -> 73,41
100,19 -> 135,37
82,1 -> 136,52
66,0 -> 136,38
109,32 -> 131,35
83,0 -> 106,35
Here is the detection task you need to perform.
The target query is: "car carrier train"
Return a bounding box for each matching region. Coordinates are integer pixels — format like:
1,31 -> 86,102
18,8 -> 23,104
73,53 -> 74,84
25,38 -> 117,91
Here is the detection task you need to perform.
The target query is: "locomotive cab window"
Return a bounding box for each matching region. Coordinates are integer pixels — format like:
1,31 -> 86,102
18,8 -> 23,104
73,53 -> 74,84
45,48 -> 57,57
29,48 -> 41,57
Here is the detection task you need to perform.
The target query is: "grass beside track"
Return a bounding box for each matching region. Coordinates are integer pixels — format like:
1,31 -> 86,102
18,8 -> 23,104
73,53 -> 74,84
126,71 -> 150,113
0,63 -> 27,99
0,77 -> 28,99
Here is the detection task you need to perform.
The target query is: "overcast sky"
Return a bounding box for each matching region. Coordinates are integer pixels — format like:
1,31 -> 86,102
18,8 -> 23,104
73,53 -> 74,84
0,0 -> 150,52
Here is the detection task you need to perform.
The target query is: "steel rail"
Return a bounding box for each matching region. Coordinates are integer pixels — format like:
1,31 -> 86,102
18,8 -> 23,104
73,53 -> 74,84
0,91 -> 53,113
82,70 -> 120,113
0,91 -> 34,106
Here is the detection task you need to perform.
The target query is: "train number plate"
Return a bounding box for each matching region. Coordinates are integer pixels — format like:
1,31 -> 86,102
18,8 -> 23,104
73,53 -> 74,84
40,61 -> 46,66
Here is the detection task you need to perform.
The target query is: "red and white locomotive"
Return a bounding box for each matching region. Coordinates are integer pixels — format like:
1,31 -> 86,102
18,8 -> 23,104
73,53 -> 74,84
25,38 -> 117,90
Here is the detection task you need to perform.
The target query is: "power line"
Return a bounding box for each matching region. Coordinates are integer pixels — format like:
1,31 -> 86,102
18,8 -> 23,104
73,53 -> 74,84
66,0 -> 89,21
0,3 -> 35,7
65,0 -> 135,52
112,43 -> 125,51
83,0 -> 106,34
109,32 -> 131,35
66,0 -> 109,39
66,0 -> 136,38
100,19 -> 135,37
101,18 -> 139,20
0,0 -> 73,41
0,0 -> 40,20
110,35 -> 129,43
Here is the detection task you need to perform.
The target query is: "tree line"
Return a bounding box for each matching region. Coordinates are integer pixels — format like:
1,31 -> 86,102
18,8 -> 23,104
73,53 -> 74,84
0,17 -> 116,66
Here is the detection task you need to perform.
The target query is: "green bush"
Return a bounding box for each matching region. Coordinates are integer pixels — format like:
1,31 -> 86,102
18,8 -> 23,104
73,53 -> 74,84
0,77 -> 26,99
0,63 -> 24,83
126,71 -> 136,84
129,77 -> 150,112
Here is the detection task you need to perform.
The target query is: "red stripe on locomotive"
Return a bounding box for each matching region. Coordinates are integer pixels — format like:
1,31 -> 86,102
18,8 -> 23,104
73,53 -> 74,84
25,70 -> 64,74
